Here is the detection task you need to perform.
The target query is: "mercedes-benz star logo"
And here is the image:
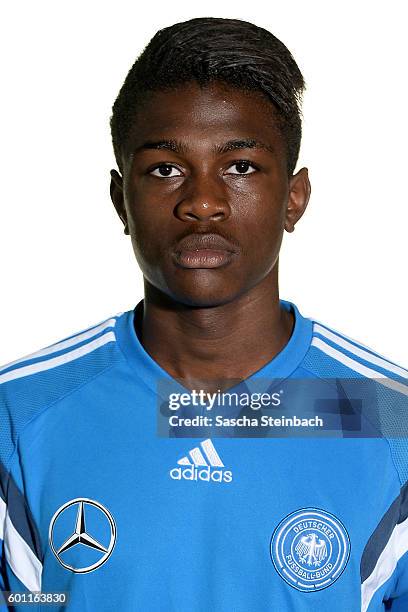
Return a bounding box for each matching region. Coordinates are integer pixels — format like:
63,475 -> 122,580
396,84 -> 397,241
49,498 -> 116,573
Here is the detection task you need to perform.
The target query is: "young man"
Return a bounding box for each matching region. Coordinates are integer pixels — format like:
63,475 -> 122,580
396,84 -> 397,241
0,16 -> 407,612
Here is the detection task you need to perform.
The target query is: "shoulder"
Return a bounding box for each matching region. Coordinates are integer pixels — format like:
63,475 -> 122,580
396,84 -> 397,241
0,311 -> 125,468
301,313 -> 408,387
301,312 -> 408,482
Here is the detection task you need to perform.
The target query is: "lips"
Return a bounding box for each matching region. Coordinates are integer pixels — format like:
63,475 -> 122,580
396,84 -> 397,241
173,233 -> 239,269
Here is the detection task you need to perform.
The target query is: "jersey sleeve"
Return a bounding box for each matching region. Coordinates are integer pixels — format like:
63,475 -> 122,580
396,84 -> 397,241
0,446 -> 43,605
361,465 -> 408,610
387,561 -> 408,609
0,311 -> 121,608
384,485 -> 408,609
1,464 -> 7,608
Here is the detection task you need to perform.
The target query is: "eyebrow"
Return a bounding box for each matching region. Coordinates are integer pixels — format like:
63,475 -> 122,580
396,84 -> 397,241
132,138 -> 274,155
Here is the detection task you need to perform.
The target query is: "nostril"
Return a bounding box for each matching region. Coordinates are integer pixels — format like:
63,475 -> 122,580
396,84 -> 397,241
175,196 -> 230,222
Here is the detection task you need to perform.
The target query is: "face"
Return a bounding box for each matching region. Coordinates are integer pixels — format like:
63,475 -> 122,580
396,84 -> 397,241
110,81 -> 310,307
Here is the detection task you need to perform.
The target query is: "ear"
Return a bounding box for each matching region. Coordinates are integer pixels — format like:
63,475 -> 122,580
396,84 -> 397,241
284,167 -> 311,233
110,169 -> 129,235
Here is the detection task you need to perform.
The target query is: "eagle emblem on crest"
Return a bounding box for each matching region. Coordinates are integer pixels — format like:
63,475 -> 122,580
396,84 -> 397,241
295,532 -> 327,566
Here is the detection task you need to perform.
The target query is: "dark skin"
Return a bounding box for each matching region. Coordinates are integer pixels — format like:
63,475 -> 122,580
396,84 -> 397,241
110,81 -> 311,391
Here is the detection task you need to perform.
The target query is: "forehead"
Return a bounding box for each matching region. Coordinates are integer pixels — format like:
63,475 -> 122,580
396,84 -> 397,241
125,81 -> 285,153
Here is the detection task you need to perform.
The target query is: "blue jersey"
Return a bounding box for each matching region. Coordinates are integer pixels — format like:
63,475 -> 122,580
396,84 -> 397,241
0,299 -> 407,611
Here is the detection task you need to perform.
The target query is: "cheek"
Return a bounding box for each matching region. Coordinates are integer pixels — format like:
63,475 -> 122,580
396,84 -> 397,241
239,197 -> 286,250
127,210 -> 157,267
126,197 -> 161,248
127,204 -> 176,277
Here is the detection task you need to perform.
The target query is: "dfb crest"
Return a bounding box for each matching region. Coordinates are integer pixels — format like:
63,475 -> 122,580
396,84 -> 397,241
270,507 -> 350,592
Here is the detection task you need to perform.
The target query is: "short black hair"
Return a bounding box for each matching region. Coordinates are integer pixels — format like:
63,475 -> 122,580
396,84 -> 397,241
110,17 -> 305,175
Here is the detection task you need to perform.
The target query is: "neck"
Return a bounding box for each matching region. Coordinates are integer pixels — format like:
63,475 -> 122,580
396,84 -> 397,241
136,267 -> 294,391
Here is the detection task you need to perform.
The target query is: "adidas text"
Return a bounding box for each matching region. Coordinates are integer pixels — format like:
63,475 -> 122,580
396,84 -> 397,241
170,465 -> 233,483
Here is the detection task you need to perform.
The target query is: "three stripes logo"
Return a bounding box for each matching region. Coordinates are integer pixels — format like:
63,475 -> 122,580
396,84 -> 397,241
170,439 -> 232,483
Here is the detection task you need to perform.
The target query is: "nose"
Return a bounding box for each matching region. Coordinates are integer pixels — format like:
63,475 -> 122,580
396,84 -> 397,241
175,174 -> 231,222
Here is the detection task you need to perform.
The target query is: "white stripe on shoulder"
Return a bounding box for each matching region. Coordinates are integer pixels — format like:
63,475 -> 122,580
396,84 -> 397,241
361,515 -> 408,612
313,323 -> 408,379
311,337 -> 408,396
0,332 -> 116,384
309,317 -> 380,353
0,315 -> 120,375
0,498 -> 42,592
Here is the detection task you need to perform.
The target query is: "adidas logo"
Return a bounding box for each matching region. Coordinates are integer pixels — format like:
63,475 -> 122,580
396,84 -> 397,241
170,439 -> 233,483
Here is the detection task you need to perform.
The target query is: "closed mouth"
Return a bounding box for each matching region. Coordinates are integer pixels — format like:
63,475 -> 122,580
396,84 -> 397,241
172,234 -> 239,269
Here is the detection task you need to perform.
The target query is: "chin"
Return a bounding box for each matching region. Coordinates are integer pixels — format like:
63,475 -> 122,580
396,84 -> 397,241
144,267 -> 250,309
166,268 -> 244,305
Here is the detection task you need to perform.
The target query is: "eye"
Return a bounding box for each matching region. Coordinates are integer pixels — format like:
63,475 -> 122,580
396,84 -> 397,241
150,164 -> 183,178
225,160 -> 257,175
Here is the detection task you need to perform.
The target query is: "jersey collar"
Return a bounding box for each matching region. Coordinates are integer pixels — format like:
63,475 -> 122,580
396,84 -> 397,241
115,298 -> 313,399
